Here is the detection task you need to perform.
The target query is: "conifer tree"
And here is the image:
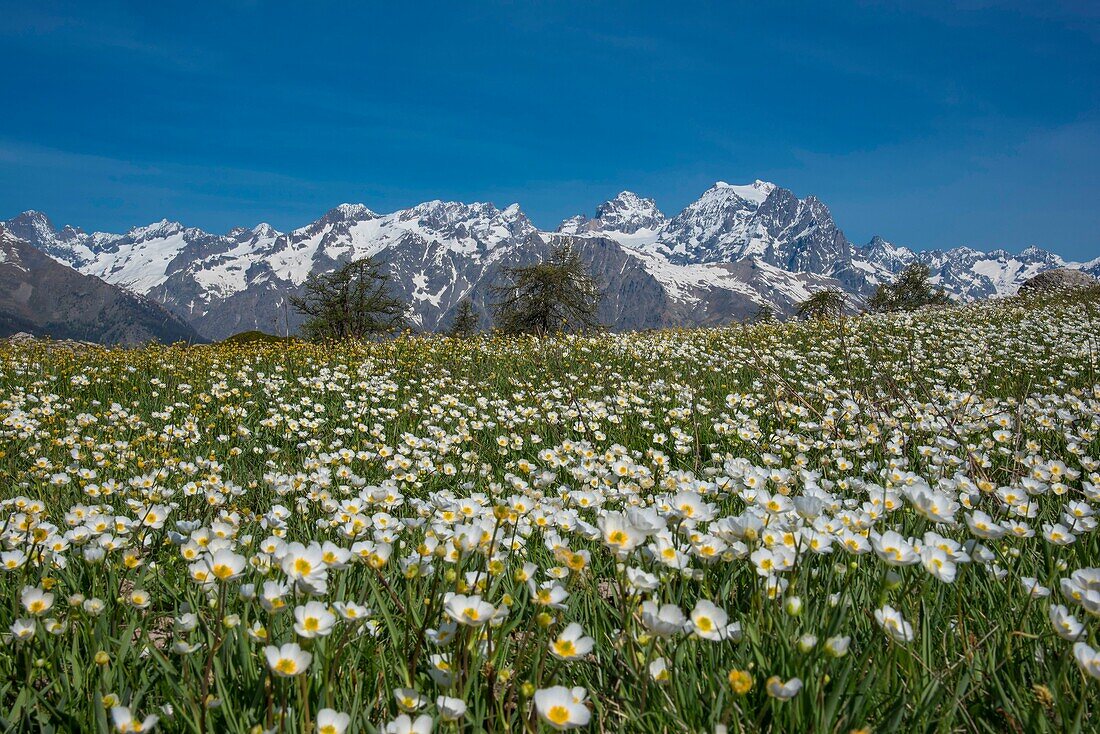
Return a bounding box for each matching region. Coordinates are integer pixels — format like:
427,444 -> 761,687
868,263 -> 952,313
797,289 -> 846,321
446,299 -> 480,337
491,244 -> 602,335
290,257 -> 407,341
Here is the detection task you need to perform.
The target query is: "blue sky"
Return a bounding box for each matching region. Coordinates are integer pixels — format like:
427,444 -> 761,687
0,1 -> 1097,259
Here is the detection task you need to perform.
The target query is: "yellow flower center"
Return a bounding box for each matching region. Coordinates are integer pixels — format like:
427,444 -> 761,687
554,639 -> 576,657
547,705 -> 570,725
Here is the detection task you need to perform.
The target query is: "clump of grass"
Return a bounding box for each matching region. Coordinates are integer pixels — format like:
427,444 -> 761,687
220,329 -> 299,345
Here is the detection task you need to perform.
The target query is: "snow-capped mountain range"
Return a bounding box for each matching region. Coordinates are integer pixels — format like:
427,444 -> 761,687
4,181 -> 1097,340
0,224 -> 201,344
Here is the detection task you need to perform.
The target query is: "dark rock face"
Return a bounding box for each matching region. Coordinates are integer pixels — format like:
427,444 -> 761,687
0,226 -> 204,345
3,181 -> 1092,341
1019,268 -> 1097,292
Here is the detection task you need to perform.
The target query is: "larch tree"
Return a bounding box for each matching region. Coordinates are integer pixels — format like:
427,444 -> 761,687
446,299 -> 481,337
290,257 -> 407,341
867,263 -> 953,313
491,243 -> 602,335
797,288 -> 846,322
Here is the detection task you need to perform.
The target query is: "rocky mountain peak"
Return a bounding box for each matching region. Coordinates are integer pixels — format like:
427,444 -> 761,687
1018,245 -> 1063,265
320,203 -> 376,225
708,179 -> 777,205
398,200 -> 536,242
128,219 -> 185,241
592,191 -> 666,234
6,210 -> 57,243
556,214 -> 591,235
406,199 -> 493,222
250,223 -> 281,239
656,181 -> 785,263
57,225 -> 86,241
862,236 -> 916,273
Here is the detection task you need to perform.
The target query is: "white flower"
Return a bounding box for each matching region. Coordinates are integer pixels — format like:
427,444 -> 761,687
138,504 -> 171,529
279,541 -> 329,594
1073,642 -> 1100,680
825,635 -> 851,657
21,586 -> 54,615
625,567 -> 659,592
919,546 -> 956,583
294,601 -> 336,638
534,686 -> 591,730
320,541 -> 352,569
907,488 -> 958,523
127,590 -> 151,610
207,549 -> 247,582
765,676 -> 803,700
264,642 -> 312,677
260,580 -> 290,613
394,688 -> 428,712
1,550 -> 28,570
428,653 -> 453,687
871,531 -> 918,566
426,622 -> 457,646
874,605 -> 914,643
528,581 -> 569,609
640,601 -> 687,637
1049,605 -> 1084,641
1020,577 -> 1051,598
436,695 -> 467,721
10,618 -> 35,640
443,593 -> 498,627
316,709 -> 351,734
689,600 -> 739,641
966,511 -> 1006,540
598,512 -> 645,555
549,622 -> 595,660
384,714 -> 433,734
649,656 -> 670,683
110,705 -> 160,732
1043,523 -> 1076,546
333,601 -> 371,622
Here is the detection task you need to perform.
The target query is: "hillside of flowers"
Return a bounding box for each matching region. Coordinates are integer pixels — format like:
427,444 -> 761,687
1,291 -> 1099,733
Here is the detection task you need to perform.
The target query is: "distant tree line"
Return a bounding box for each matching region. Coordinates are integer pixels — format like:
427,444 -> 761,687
288,252 -> 953,340
866,263 -> 952,313
290,243 -> 603,341
791,263 -> 953,323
